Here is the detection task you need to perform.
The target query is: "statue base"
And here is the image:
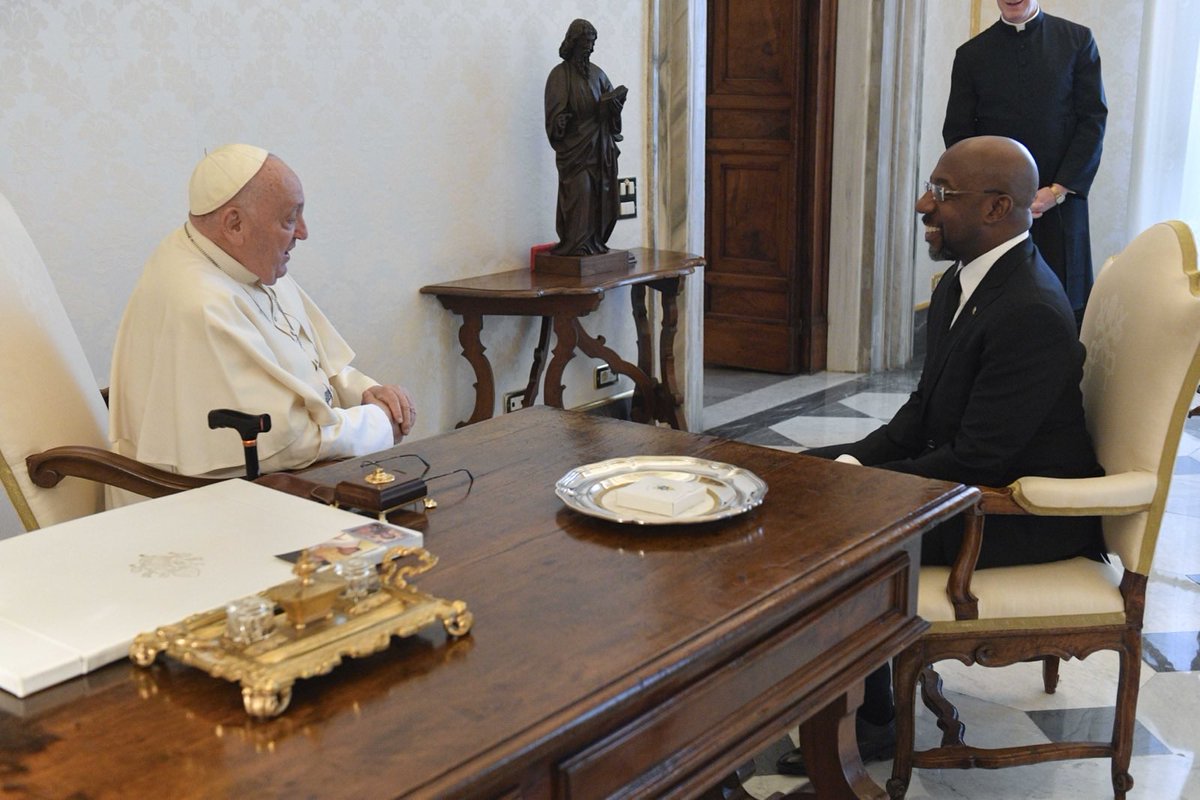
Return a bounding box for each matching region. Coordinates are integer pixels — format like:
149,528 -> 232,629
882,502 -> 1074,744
535,249 -> 634,277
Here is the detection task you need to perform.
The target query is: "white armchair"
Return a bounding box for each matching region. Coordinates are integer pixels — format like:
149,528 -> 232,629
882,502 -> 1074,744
0,190 -> 210,531
888,220 -> 1200,799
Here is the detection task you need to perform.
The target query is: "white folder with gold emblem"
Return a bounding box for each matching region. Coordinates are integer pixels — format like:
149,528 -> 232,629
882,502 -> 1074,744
0,479 -> 420,698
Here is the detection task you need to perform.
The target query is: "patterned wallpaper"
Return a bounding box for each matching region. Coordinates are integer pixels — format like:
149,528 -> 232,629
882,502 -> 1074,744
0,0 -> 647,445
3,0 -> 1153,535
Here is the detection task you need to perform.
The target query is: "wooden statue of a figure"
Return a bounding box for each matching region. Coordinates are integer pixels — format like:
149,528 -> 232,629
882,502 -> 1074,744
544,19 -> 627,258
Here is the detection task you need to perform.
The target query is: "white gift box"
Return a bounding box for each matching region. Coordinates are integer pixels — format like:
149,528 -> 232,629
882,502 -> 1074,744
611,476 -> 708,517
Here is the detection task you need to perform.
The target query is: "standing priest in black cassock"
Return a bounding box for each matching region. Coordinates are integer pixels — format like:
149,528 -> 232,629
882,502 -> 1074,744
943,0 -> 1106,323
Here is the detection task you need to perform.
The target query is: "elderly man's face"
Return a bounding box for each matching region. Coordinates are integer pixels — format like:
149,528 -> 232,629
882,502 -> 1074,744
996,0 -> 1038,24
241,160 -> 308,285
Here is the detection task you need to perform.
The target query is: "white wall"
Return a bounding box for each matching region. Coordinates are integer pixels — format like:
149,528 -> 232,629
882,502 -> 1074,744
0,1 -> 649,536
913,0 -> 1144,306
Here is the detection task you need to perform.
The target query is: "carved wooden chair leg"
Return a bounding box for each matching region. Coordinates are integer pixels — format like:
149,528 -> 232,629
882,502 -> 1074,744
918,665 -> 965,747
1041,655 -> 1060,694
1110,630 -> 1142,799
887,648 -> 924,799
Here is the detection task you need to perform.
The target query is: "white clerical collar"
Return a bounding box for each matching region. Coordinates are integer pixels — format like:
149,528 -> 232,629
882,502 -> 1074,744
182,221 -> 259,285
1000,7 -> 1041,33
951,231 -> 1029,325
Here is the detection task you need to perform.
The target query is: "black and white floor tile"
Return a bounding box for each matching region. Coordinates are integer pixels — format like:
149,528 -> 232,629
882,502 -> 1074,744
703,367 -> 1200,799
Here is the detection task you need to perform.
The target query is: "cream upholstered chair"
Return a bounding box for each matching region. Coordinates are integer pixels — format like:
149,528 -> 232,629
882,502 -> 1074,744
0,189 -> 209,532
888,220 -> 1200,800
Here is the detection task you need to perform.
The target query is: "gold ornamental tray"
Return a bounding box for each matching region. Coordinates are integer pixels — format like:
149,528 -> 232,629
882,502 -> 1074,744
130,546 -> 472,718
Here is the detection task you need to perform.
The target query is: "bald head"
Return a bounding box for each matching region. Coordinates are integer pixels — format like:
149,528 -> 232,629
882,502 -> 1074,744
943,136 -> 1038,210
918,135 -> 1038,264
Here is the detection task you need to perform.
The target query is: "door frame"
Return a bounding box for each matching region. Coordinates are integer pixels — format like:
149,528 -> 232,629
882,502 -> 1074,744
649,0 -> 928,426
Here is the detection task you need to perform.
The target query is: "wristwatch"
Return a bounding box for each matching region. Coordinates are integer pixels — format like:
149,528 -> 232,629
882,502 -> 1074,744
1049,185 -> 1067,205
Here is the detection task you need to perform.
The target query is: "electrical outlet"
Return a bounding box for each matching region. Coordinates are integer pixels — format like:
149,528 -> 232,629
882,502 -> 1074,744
594,363 -> 617,389
617,177 -> 637,219
503,391 -> 524,413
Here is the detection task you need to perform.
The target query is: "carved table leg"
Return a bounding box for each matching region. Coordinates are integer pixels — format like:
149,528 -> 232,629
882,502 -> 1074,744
455,312 -> 494,428
573,318 -> 657,422
522,316 -> 553,407
631,283 -> 652,423
654,276 -> 687,430
543,314 -> 579,408
795,687 -> 886,799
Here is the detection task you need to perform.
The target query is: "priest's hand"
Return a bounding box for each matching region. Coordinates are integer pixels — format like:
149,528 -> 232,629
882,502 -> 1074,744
362,384 -> 416,442
1031,184 -> 1067,218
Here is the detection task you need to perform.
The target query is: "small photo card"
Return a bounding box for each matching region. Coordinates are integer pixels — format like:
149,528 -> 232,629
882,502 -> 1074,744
276,521 -> 424,566
341,521 -> 424,548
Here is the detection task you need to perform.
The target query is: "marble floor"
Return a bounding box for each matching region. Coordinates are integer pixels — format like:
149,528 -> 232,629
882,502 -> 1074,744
702,367 -> 1200,800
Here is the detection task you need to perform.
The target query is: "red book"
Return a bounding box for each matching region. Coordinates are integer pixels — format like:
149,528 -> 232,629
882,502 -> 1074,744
530,242 -> 555,270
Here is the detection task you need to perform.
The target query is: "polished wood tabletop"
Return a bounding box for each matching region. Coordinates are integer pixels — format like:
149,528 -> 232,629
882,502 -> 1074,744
418,247 -> 701,298
0,408 -> 976,799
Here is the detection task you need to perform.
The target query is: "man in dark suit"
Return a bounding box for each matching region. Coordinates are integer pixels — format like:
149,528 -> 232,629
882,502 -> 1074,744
943,0 -> 1107,323
777,135 -> 1104,776
817,134 -> 1105,570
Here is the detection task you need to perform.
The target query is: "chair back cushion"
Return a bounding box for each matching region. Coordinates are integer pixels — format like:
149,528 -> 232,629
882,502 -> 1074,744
0,191 -> 108,530
1079,221 -> 1200,572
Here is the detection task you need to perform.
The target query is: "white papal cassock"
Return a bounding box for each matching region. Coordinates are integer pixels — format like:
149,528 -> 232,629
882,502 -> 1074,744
108,223 -> 392,505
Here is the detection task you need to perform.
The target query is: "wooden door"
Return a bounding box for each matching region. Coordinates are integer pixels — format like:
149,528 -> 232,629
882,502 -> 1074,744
705,0 -> 836,373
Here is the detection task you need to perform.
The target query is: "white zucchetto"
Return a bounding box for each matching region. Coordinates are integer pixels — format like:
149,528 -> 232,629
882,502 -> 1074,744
188,144 -> 269,215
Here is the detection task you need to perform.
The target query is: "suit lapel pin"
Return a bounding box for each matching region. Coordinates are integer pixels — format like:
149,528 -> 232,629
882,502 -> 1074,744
971,306 -> 977,316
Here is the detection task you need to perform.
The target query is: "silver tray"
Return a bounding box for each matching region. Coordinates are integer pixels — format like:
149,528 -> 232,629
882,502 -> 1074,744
555,456 -> 768,525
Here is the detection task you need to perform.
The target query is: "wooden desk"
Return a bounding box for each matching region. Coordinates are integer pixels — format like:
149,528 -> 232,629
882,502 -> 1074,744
0,409 -> 977,799
420,248 -> 702,430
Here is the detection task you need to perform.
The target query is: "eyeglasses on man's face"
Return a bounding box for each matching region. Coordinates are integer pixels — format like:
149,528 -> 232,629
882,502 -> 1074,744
923,181 -> 1004,203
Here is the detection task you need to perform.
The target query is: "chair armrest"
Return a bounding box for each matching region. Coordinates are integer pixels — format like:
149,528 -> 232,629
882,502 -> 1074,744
940,473 -> 1155,621
945,485 -> 1038,620
26,446 -> 215,499
975,484 -> 1026,514
945,502 -> 985,619
1009,472 -> 1157,515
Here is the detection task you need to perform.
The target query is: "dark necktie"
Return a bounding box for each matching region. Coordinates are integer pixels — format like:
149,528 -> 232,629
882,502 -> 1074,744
943,265 -> 963,331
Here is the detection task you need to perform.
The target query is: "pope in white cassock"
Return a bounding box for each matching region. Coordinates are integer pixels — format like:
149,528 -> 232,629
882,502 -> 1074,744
108,144 -> 415,505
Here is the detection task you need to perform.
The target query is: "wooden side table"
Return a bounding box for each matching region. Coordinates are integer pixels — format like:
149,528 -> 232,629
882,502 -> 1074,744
421,248 -> 703,430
